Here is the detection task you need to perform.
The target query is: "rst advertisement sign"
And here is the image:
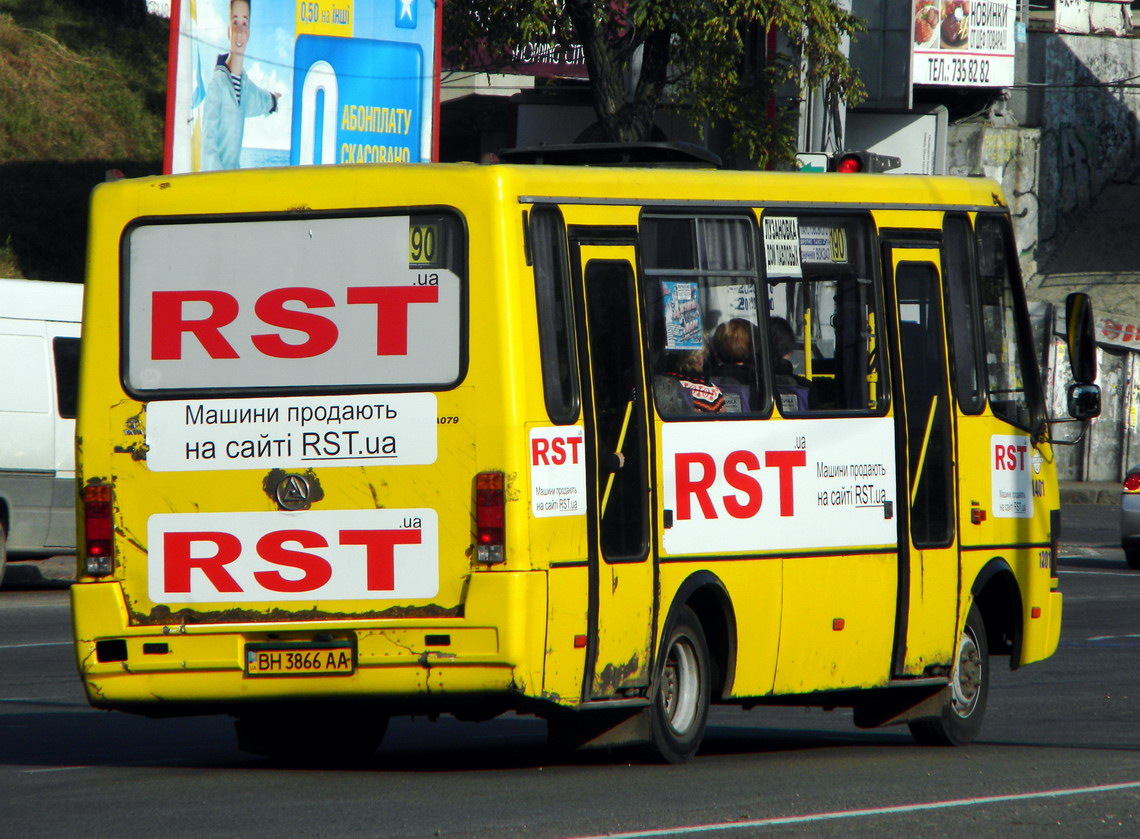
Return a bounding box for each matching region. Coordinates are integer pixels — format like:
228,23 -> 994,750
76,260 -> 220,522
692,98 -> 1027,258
125,214 -> 461,394
991,434 -> 1035,518
662,418 -> 897,555
146,393 -> 438,471
529,426 -> 586,517
148,508 -> 438,603
165,0 -> 440,174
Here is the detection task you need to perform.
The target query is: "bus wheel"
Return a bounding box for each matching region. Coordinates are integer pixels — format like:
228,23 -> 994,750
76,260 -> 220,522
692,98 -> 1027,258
235,705 -> 387,765
1125,547 -> 1140,571
909,603 -> 989,746
648,606 -> 711,763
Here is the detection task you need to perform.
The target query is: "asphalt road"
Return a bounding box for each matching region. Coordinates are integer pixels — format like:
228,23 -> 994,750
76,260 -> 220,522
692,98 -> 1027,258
1,504 -> 1137,839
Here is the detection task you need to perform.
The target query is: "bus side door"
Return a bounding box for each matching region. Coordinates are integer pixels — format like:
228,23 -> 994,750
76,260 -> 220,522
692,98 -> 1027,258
569,237 -> 656,700
884,240 -> 960,675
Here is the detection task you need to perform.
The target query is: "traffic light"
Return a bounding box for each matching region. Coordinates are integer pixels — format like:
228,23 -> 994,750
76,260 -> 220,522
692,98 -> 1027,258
828,150 -> 901,173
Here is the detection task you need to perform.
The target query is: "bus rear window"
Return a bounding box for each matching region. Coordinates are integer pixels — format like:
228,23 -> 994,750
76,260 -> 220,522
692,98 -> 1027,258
123,212 -> 465,397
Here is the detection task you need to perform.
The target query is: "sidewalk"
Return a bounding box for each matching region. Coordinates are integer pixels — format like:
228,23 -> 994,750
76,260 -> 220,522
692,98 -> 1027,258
1060,481 -> 1119,506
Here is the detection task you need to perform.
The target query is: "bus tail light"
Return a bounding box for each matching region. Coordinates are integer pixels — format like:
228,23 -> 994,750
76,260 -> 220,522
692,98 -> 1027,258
83,484 -> 115,577
475,471 -> 505,565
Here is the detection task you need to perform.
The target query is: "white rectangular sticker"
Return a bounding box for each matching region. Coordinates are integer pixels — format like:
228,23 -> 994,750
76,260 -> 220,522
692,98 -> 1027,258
662,417 -> 896,555
147,508 -> 438,603
145,393 -> 437,471
762,216 -> 802,279
991,434 -> 1034,518
799,226 -> 847,264
529,426 -> 587,517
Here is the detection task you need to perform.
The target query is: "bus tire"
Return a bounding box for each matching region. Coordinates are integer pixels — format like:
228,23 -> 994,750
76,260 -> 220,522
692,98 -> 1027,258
235,705 -> 387,765
1125,547 -> 1140,571
909,603 -> 989,746
647,606 -> 711,763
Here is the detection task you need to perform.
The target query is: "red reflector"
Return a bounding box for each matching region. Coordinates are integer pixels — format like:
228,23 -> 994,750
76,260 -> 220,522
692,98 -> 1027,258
574,635 -> 587,649
1031,606 -> 1042,619
832,618 -> 845,631
1125,473 -> 1140,492
835,156 -> 862,173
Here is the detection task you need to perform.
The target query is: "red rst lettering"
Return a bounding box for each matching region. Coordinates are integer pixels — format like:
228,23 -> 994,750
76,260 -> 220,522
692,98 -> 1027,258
566,436 -> 582,464
765,449 -> 806,516
339,529 -> 422,591
251,288 -> 339,359
532,437 -> 550,466
163,531 -> 243,593
346,286 -> 439,356
722,450 -> 762,518
151,290 -> 240,360
252,530 -> 332,592
994,444 -> 1007,470
675,452 -> 718,521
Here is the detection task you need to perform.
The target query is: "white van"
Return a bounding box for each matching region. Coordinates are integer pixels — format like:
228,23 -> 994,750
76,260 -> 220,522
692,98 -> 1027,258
0,279 -> 82,581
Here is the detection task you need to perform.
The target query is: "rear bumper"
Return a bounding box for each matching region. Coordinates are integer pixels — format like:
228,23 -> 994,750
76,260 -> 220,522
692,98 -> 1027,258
71,572 -> 549,714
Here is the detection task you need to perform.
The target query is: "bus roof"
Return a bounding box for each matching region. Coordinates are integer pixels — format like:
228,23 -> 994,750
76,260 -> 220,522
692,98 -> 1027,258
92,163 -> 1008,219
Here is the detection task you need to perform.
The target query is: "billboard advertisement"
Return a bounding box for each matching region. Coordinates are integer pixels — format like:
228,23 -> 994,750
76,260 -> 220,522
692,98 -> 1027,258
165,0 -> 440,174
910,0 -> 1015,88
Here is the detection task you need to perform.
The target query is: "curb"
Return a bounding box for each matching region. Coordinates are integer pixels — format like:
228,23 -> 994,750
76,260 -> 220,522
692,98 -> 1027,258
1060,482 -> 1119,506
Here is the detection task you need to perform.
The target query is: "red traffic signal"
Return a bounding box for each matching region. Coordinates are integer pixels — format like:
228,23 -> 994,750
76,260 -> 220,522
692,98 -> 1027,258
828,150 -> 901,173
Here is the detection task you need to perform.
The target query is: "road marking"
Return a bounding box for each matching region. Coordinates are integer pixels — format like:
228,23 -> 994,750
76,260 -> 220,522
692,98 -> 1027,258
22,759 -> 185,775
0,641 -> 71,650
1089,633 -> 1140,641
1060,569 -> 1140,578
560,781 -> 1140,839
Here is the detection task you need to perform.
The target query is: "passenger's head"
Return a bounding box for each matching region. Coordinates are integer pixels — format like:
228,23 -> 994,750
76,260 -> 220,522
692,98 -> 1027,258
770,316 -> 796,359
665,347 -> 707,376
713,318 -> 755,365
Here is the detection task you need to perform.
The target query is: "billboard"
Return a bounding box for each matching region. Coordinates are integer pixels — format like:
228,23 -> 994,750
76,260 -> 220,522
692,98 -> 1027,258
911,0 -> 1015,88
165,0 -> 440,173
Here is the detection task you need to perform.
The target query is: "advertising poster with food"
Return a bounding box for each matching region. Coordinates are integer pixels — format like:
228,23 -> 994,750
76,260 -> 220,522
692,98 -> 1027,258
164,0 -> 441,174
911,0 -> 1015,88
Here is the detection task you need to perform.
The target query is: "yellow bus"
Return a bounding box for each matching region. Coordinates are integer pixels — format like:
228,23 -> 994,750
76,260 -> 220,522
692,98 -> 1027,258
71,149 -> 1099,763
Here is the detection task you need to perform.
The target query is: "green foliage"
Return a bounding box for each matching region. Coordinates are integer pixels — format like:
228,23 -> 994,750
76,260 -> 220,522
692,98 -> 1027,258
444,0 -> 865,169
0,0 -> 165,279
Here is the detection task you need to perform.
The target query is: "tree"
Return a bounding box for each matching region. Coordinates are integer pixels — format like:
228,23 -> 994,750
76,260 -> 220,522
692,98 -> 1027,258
444,0 -> 866,169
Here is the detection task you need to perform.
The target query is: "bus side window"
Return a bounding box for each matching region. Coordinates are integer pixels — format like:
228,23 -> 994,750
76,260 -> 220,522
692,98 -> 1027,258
974,214 -> 1041,429
942,214 -> 984,414
530,206 -> 580,423
763,212 -> 883,415
640,213 -> 767,419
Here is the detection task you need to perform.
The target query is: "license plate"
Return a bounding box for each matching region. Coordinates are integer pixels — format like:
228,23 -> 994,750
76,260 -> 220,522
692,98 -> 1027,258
245,642 -> 355,677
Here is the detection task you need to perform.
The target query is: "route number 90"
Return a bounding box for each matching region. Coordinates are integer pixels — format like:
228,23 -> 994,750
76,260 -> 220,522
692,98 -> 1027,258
409,223 -> 438,265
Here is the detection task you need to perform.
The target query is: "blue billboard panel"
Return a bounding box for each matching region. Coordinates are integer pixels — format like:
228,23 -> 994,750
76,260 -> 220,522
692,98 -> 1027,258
166,0 -> 439,174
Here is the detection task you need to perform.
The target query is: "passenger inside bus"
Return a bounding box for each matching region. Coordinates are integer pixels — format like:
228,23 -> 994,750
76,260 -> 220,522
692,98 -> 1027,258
654,345 -> 727,415
710,318 -> 758,412
770,316 -> 818,412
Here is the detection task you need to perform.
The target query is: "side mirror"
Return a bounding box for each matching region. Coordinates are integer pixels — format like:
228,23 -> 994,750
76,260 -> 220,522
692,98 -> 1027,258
1065,292 -> 1097,384
1067,382 -> 1101,420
